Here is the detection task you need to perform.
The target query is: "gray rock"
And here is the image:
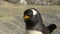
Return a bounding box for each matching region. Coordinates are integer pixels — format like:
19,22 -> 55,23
4,0 -> 27,5
0,17 -> 25,34
4,0 -> 20,3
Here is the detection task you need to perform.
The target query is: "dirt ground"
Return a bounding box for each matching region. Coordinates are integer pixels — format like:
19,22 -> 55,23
0,1 -> 60,34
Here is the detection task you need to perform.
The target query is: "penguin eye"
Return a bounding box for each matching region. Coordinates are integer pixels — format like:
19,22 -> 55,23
29,13 -> 32,15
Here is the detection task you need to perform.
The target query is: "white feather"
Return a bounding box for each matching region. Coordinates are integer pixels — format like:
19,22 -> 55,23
26,30 -> 43,34
31,9 -> 37,16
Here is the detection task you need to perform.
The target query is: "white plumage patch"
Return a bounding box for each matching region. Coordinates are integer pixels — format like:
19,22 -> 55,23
26,30 -> 43,34
31,9 -> 37,16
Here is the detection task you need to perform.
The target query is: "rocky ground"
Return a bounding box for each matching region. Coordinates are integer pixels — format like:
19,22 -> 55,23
0,1 -> 60,34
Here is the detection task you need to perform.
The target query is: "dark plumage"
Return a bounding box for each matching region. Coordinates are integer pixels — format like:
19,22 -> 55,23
23,8 -> 57,34
47,24 -> 57,33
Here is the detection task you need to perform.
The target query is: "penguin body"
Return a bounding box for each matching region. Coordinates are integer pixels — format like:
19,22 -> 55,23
23,8 -> 57,34
26,30 -> 43,34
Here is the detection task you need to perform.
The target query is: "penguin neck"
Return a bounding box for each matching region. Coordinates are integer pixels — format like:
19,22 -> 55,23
25,20 -> 44,31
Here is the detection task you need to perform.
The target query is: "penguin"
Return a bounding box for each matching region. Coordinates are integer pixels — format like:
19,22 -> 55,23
23,8 -> 57,34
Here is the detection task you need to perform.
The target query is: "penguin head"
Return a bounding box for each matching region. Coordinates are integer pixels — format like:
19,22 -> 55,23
23,8 -> 42,23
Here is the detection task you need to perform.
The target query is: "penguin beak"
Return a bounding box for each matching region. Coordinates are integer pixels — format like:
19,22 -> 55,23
23,15 -> 30,19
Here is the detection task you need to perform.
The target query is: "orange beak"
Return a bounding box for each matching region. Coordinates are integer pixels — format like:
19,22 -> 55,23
23,15 -> 30,19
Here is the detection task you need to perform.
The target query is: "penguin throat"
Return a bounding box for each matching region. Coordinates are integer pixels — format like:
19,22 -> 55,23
26,21 -> 35,29
26,20 -> 44,30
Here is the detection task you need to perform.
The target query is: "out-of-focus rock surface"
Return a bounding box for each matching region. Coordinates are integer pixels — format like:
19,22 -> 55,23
0,17 -> 25,34
0,1 -> 25,34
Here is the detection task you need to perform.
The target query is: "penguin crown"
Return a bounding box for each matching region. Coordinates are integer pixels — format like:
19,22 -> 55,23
24,8 -> 39,17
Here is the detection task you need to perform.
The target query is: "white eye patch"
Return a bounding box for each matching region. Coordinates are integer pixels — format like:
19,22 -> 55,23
31,9 -> 37,16
26,30 -> 43,34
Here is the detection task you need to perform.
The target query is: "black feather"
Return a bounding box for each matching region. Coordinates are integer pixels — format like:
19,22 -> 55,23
47,24 -> 57,33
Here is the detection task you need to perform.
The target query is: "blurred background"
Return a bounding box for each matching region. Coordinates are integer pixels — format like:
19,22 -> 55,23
4,0 -> 60,5
0,0 -> 60,34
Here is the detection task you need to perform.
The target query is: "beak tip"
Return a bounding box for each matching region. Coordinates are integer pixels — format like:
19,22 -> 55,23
23,16 -> 30,19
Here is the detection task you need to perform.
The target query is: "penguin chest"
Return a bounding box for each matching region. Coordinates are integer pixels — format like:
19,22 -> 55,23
26,30 -> 43,34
